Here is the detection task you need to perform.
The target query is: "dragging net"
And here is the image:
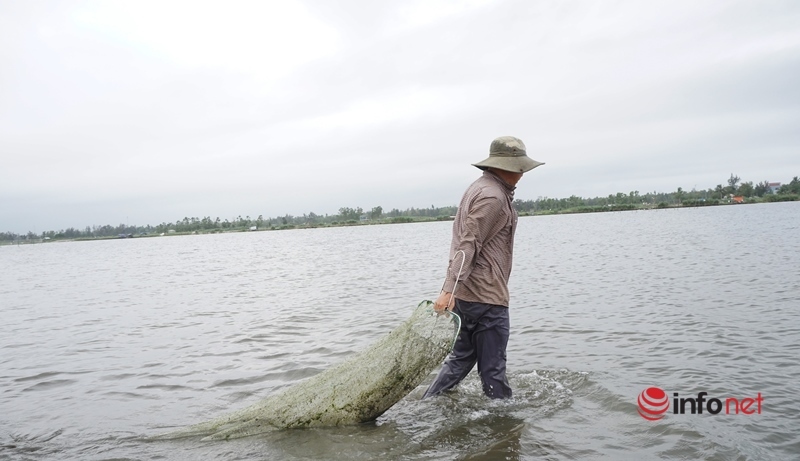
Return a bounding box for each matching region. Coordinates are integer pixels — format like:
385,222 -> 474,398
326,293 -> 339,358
155,301 -> 459,441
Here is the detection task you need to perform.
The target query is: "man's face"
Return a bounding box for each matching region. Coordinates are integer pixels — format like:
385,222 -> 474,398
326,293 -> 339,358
505,172 -> 523,187
490,168 -> 523,187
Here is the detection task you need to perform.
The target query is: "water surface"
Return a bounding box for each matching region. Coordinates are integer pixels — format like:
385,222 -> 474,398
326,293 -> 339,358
1,202 -> 799,460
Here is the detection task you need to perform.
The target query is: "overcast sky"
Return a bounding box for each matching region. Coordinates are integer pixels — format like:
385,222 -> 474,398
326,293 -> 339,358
2,0 -> 799,233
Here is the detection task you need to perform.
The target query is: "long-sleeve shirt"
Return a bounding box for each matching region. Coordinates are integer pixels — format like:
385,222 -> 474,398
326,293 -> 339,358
442,170 -> 518,307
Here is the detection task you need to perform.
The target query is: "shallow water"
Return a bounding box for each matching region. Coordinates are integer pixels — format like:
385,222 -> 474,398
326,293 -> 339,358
1,202 -> 799,460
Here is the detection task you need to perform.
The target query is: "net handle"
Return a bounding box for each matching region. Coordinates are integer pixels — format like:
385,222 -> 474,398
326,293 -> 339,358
441,249 -> 466,311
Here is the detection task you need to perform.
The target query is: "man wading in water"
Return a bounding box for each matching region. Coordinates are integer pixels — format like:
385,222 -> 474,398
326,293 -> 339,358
425,136 -> 544,399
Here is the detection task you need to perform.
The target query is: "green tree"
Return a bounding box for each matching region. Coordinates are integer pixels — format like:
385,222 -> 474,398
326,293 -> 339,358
786,176 -> 800,194
754,181 -> 770,197
370,206 -> 383,220
725,174 -> 740,195
338,207 -> 362,221
567,195 -> 582,208
737,181 -> 754,197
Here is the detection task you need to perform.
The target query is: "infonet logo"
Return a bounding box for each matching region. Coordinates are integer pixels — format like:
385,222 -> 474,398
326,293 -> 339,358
638,387 -> 763,421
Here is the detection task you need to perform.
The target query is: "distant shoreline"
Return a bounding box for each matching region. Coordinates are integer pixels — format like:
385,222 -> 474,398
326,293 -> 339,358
3,198 -> 797,246
5,174 -> 798,244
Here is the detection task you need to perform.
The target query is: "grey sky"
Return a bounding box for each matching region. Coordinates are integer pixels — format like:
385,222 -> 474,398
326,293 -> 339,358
2,0 -> 799,234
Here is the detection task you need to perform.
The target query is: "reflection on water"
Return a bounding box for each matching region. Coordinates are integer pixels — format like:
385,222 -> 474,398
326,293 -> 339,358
1,202 -> 799,460
460,415 -> 524,461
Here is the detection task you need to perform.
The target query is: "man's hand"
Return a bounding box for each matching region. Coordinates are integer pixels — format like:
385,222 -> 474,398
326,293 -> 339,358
433,291 -> 455,313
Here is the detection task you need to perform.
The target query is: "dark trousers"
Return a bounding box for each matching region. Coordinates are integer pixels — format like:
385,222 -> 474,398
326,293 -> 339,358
423,299 -> 512,399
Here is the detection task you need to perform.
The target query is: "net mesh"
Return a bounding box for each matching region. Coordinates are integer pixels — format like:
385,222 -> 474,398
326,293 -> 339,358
155,301 -> 459,441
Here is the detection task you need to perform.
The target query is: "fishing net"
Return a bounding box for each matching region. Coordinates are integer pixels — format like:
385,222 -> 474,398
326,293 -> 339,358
155,301 -> 460,441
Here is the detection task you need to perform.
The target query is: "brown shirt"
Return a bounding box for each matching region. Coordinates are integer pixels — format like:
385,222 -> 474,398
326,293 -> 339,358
442,170 -> 518,307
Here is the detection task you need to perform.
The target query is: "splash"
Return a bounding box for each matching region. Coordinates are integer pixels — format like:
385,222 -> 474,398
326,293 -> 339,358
155,301 -> 459,441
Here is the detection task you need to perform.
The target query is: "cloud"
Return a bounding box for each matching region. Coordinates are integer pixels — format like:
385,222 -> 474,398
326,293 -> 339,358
1,0 -> 799,233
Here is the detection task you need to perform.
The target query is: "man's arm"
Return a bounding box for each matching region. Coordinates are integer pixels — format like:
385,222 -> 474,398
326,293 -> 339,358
439,193 -> 507,304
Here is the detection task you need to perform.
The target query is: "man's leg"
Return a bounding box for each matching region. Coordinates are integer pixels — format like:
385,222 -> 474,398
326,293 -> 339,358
475,305 -> 512,399
422,302 -> 477,398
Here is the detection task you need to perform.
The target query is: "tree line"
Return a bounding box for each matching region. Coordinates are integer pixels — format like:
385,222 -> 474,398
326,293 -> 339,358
2,174 -> 797,244
515,175 -> 799,214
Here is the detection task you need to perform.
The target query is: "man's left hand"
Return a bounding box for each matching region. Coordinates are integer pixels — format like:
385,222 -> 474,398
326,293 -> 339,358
433,291 -> 455,312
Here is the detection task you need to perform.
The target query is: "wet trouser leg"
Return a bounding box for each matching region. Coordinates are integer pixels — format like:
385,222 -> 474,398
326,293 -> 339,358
423,299 -> 512,399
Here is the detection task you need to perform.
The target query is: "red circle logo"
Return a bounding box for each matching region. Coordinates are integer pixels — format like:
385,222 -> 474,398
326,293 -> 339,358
638,387 -> 669,420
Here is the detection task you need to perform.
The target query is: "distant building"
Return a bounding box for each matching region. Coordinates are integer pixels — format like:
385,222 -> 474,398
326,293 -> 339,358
768,182 -> 781,194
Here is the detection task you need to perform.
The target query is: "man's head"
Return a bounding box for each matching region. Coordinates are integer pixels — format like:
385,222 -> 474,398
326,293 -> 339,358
472,136 -> 544,175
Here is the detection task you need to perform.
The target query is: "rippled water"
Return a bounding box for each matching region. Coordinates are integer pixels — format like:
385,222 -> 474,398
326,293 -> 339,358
2,202 -> 799,460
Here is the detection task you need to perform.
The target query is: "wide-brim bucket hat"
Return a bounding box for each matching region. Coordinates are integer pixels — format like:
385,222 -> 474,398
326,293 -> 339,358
472,136 -> 544,173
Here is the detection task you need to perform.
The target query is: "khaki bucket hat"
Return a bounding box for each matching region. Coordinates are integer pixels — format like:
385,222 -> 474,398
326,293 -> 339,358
472,136 -> 544,173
